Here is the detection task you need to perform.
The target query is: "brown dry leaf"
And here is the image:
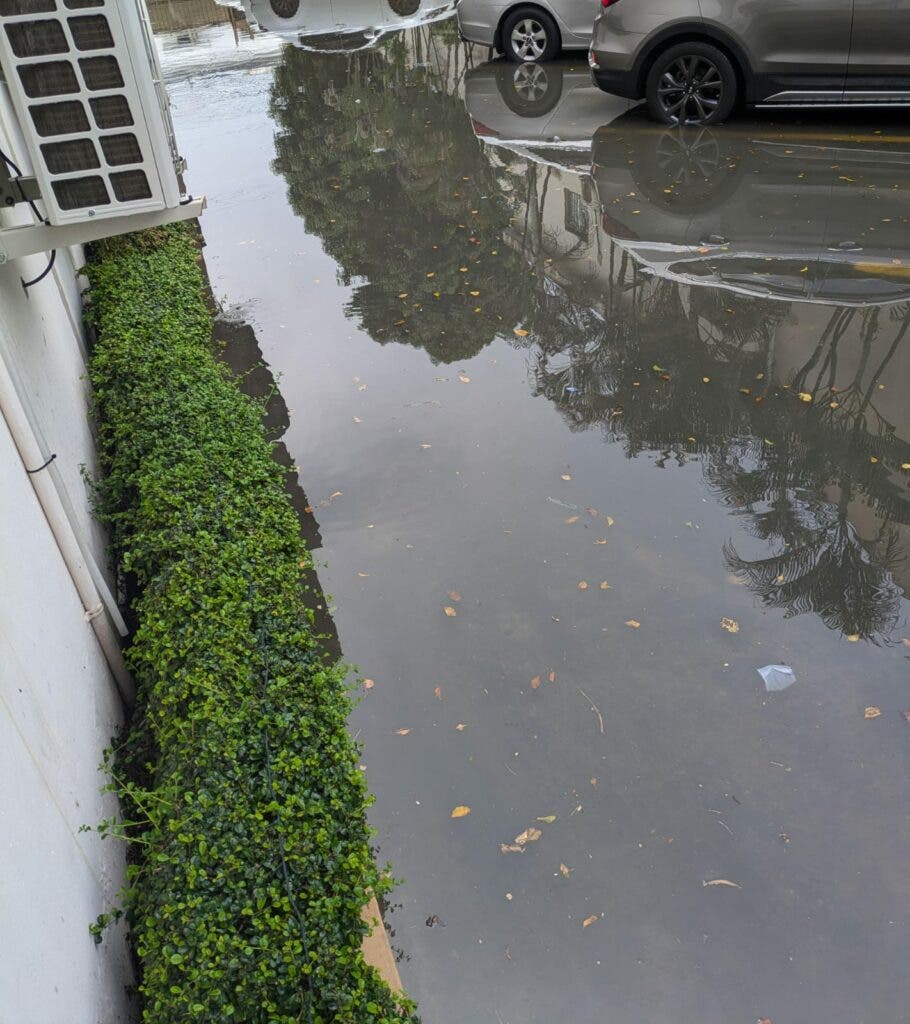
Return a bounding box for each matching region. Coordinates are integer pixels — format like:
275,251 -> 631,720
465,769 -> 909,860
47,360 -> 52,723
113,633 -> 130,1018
625,619 -> 641,629
561,473 -> 572,481
594,538 -> 608,545
586,506 -> 599,516
395,728 -> 411,736
600,581 -> 611,590
447,590 -> 462,602
537,815 -> 557,824
444,606 -> 458,618
434,686 -> 443,701
582,914 -> 599,929
514,328 -> 529,337
530,675 -> 542,690
565,515 -> 579,525
559,863 -> 572,879
500,844 -> 524,854
455,722 -> 467,731
548,670 -> 557,683
720,617 -> 740,634
363,679 -> 375,691
578,581 -> 589,590
702,879 -> 742,889
758,1019 -> 774,1024
864,706 -> 882,719
514,827 -> 543,846
458,373 -> 471,384
450,806 -> 471,819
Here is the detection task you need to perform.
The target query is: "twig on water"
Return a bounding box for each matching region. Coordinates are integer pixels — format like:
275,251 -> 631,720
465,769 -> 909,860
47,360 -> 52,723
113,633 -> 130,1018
578,688 -> 604,735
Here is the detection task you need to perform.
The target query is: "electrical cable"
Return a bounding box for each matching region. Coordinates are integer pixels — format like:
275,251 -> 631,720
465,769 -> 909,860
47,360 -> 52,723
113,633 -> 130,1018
21,247 -> 56,291
0,144 -> 46,223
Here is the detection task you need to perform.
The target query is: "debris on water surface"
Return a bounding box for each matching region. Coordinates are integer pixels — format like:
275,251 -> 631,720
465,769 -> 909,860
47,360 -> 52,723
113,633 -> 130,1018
757,664 -> 796,692
720,617 -> 740,634
582,914 -> 599,929
451,805 -> 471,819
425,914 -> 446,928
703,879 -> 742,889
864,706 -> 882,719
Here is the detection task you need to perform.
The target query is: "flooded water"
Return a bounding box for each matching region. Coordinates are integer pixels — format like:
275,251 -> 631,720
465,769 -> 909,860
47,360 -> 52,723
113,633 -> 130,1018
158,11 -> 910,1023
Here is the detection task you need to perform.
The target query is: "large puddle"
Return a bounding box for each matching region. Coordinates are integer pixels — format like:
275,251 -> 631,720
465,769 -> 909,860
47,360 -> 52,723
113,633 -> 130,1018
157,9 -> 910,1022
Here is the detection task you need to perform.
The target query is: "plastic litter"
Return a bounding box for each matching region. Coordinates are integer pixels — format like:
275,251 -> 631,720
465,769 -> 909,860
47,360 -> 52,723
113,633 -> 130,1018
758,664 -> 796,692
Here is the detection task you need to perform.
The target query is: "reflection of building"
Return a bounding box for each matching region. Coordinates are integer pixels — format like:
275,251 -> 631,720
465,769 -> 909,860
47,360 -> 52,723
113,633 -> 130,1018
148,0 -> 247,33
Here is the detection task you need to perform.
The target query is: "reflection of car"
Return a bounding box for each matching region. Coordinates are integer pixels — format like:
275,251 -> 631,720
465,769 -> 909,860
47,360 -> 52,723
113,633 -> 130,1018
220,0 -> 455,49
590,0 -> 910,126
591,114 -> 910,306
457,0 -> 600,63
465,60 -> 628,169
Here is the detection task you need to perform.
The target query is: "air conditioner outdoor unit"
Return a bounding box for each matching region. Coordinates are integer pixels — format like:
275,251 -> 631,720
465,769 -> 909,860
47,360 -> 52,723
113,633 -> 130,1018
0,0 -> 203,263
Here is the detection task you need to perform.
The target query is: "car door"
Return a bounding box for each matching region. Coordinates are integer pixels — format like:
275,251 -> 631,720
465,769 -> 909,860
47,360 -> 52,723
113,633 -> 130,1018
702,0 -> 852,99
553,0 -> 601,46
846,0 -> 910,97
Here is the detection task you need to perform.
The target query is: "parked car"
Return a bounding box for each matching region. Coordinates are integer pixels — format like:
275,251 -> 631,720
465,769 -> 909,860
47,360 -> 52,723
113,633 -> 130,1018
590,0 -> 910,125
591,112 -> 910,306
456,0 -> 600,62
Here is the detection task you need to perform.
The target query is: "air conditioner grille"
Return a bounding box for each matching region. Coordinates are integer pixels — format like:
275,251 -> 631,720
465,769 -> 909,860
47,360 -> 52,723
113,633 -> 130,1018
52,172 -> 108,209
5,17 -> 67,55
78,53 -> 121,89
17,56 -> 77,95
0,0 -> 181,222
30,98 -> 89,135
41,135 -> 98,172
68,13 -> 111,49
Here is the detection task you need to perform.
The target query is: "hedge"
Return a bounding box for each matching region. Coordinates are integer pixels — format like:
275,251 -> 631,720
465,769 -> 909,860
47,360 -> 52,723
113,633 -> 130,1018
85,224 -> 417,1024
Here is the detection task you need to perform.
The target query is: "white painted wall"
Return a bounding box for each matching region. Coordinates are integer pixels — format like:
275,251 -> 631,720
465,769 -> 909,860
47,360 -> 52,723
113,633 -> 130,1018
0,90 -> 133,1024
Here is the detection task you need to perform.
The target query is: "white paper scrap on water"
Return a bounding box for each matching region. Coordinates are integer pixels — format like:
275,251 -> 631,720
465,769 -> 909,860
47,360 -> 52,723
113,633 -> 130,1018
758,664 -> 796,692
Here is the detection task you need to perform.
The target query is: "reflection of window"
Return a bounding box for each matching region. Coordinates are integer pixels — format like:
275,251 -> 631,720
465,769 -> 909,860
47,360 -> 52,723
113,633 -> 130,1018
565,190 -> 589,241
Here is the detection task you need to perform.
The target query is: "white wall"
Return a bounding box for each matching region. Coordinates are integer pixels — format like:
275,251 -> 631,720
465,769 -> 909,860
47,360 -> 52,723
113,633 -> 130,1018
0,92 -> 133,1024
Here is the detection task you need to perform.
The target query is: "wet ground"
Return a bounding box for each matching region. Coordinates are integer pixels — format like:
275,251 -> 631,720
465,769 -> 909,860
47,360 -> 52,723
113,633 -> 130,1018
158,15 -> 910,1024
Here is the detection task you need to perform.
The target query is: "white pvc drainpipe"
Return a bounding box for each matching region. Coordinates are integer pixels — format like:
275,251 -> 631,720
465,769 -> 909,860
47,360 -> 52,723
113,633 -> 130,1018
0,349 -> 135,708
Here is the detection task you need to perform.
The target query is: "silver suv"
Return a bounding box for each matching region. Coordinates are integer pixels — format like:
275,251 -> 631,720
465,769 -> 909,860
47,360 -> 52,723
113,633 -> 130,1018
456,0 -> 600,62
590,0 -> 910,124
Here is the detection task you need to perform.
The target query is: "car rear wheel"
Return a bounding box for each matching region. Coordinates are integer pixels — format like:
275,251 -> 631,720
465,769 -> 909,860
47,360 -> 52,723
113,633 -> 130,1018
502,7 -> 561,63
646,42 -> 737,126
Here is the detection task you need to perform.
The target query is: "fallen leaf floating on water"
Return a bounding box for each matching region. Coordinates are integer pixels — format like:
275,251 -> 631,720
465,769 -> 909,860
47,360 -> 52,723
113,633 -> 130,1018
559,863 -> 572,879
420,443 -> 432,450
444,606 -> 458,618
425,914 -> 445,928
451,806 -> 471,819
434,686 -> 443,701
625,619 -> 641,629
455,722 -> 467,731
548,670 -> 557,683
600,581 -> 611,590
530,675 -> 542,690
595,538 -> 608,545
363,679 -> 375,691
514,328 -> 529,337
565,515 -> 579,525
447,590 -> 462,603
500,844 -> 524,854
846,634 -> 860,642
720,617 -> 740,634
458,374 -> 471,384
357,572 -> 370,578
605,515 -> 615,526
902,638 -> 910,649
582,915 -> 599,929
395,728 -> 411,736
578,581 -> 589,590
703,879 -> 742,889
537,815 -> 557,824
561,473 -> 572,481
900,711 -> 910,724
864,706 -> 882,719
798,392 -> 813,403
514,827 -> 542,846
758,1019 -> 774,1024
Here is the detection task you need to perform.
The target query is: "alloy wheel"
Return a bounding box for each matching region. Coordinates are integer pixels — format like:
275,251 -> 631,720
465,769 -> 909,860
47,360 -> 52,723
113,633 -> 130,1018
657,55 -> 724,125
513,63 -> 549,102
510,18 -> 547,61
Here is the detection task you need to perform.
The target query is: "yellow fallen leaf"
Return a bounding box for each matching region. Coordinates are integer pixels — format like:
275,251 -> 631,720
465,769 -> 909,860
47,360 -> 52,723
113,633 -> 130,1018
594,538 -> 608,545
458,374 -> 471,383
357,572 -> 370,578
434,686 -> 443,701
469,290 -> 480,297
451,806 -> 471,819
561,473 -> 572,481
605,515 -> 615,526
455,722 -> 466,731
870,456 -> 879,464
363,679 -> 375,690
902,463 -> 910,470
395,728 -> 411,735
547,670 -> 557,683
530,675 -> 542,690
459,266 -> 468,272
514,328 -> 529,337
578,581 -> 589,590
703,879 -> 741,889
846,634 -> 860,642
864,706 -> 882,719
798,392 -> 813,403
702,376 -> 711,383
514,827 -> 542,845
830,400 -> 840,409
600,581 -> 611,590
559,863 -> 572,879
565,515 -> 579,525
537,815 -> 557,824
625,619 -> 641,629
720,617 -> 740,634
582,914 -> 599,929
444,606 -> 457,617
398,293 -> 408,299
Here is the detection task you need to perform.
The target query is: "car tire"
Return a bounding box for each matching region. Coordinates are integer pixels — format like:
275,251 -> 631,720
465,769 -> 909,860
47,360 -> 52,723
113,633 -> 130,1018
501,7 -> 561,63
498,63 -> 564,117
645,42 -> 737,126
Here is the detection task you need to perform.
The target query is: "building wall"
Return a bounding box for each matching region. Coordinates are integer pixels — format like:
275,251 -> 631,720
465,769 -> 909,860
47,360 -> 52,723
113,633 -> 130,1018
0,91 -> 133,1024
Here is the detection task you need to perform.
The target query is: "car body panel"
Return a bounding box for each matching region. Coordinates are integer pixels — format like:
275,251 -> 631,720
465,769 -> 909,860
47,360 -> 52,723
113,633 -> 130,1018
455,0 -> 599,50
